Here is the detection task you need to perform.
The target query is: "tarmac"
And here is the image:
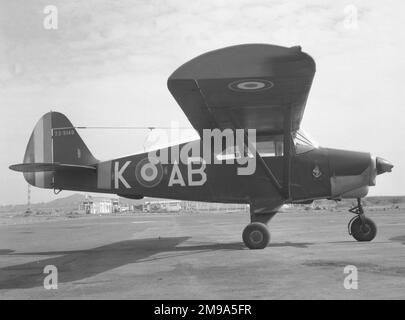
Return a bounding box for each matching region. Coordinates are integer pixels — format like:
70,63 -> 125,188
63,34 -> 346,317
0,209 -> 404,299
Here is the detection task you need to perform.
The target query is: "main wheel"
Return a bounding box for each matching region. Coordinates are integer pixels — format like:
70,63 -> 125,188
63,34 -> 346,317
350,216 -> 377,242
242,222 -> 270,249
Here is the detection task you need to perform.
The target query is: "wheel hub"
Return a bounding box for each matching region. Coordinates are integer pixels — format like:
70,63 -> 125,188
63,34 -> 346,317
360,224 -> 370,234
249,230 -> 263,244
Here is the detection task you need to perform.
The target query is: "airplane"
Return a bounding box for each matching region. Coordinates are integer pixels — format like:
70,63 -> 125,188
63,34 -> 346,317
10,44 -> 394,249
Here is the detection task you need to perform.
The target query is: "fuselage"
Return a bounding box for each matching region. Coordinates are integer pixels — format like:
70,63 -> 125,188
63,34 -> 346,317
51,139 -> 390,212
16,112 -> 392,213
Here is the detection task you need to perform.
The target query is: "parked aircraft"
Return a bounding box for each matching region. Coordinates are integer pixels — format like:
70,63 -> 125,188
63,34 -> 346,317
10,44 -> 393,249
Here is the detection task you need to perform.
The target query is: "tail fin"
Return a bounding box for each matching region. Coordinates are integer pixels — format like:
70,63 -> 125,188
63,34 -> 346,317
10,111 -> 98,188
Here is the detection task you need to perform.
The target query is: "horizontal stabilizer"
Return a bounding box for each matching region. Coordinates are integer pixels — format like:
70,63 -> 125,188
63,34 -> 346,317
9,162 -> 96,173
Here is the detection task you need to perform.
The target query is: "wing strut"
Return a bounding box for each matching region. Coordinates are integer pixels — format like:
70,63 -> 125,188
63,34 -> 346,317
229,106 -> 294,200
227,110 -> 283,194
243,130 -> 283,192
283,105 -> 293,199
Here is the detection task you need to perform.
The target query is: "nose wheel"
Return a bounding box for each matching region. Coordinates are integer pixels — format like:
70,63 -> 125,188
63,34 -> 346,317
348,198 -> 377,242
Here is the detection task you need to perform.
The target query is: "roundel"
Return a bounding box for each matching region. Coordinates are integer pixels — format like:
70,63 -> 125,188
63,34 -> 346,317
228,79 -> 274,92
135,157 -> 163,188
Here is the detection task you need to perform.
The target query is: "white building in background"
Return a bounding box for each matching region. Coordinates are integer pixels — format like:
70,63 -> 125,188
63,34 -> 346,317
143,200 -> 182,213
182,201 -> 248,213
143,200 -> 248,213
79,195 -> 249,215
79,195 -> 120,214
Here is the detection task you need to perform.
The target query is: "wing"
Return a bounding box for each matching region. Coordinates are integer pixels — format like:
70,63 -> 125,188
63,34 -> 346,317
9,162 -> 96,173
168,44 -> 315,136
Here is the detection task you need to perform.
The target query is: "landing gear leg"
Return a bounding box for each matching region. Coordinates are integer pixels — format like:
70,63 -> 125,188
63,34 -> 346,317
242,212 -> 276,249
348,198 -> 377,242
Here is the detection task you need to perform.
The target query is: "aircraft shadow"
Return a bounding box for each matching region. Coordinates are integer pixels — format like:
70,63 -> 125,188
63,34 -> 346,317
269,241 -> 313,248
0,238 -> 312,289
0,237 -> 191,290
389,235 -> 405,245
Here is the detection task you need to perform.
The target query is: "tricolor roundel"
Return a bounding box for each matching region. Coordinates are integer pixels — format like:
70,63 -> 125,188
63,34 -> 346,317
228,79 -> 274,92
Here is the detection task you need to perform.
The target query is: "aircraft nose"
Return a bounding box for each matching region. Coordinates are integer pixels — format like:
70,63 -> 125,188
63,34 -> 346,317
376,157 -> 393,175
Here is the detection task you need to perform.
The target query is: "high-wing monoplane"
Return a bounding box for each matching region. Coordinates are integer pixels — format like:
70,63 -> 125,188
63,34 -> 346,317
10,44 -> 394,249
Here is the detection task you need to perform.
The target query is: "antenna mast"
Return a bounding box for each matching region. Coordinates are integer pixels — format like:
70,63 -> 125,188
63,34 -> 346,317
26,184 -> 32,214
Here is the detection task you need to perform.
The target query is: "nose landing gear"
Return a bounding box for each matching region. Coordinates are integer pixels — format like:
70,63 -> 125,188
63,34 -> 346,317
348,198 -> 377,242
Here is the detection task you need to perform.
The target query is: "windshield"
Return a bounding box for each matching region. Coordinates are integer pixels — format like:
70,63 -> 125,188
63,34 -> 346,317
293,129 -> 319,154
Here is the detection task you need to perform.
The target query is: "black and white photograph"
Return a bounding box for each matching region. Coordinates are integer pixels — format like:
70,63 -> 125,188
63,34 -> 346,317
0,0 -> 404,304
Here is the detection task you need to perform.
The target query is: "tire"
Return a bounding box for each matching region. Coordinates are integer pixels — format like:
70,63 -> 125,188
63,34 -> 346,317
350,216 -> 377,242
242,222 -> 270,249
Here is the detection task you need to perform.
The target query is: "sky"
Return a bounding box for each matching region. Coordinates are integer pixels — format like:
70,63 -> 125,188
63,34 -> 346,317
0,0 -> 404,205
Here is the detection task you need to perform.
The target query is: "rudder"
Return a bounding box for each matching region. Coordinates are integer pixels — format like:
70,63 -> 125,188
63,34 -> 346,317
21,111 -> 98,188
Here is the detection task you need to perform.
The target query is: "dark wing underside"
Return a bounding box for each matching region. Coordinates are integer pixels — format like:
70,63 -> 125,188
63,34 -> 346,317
168,44 -> 316,136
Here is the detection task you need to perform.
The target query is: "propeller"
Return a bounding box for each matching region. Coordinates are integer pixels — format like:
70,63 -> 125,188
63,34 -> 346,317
376,157 -> 394,175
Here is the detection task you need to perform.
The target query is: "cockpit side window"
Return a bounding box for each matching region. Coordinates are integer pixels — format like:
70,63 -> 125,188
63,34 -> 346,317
216,130 -> 318,159
249,135 -> 284,157
254,140 -> 283,157
216,135 -> 284,160
216,145 -> 242,161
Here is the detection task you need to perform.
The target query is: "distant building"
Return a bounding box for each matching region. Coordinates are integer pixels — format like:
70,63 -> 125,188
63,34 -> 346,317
143,200 -> 248,213
182,201 -> 248,213
79,195 -> 248,215
143,200 -> 182,213
79,196 -> 120,214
